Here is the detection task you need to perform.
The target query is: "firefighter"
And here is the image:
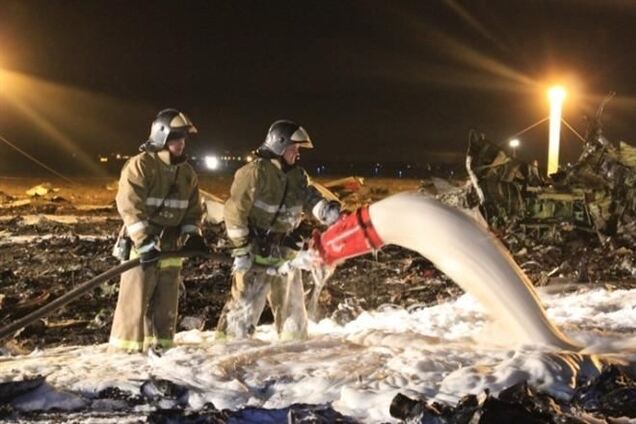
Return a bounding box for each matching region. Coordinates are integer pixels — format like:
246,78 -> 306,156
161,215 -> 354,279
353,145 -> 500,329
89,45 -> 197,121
216,120 -> 341,341
108,108 -> 206,353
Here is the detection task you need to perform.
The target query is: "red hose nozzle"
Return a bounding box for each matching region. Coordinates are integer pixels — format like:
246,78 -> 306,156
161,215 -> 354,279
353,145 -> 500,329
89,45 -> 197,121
313,206 -> 385,265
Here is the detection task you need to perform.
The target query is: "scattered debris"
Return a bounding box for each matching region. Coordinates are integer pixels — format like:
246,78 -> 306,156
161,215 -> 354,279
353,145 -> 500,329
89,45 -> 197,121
25,183 -> 58,197
391,365 -> 636,423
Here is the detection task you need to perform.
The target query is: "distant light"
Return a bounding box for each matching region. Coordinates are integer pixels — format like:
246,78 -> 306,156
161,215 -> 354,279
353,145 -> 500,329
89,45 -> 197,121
99,156 -> 108,163
509,138 -> 520,148
116,153 -> 122,160
205,155 -> 220,170
548,86 -> 566,104
548,85 -> 566,176
246,154 -> 254,162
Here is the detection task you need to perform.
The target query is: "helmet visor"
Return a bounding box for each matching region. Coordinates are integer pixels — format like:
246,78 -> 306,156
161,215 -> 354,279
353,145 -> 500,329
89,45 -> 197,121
290,126 -> 313,149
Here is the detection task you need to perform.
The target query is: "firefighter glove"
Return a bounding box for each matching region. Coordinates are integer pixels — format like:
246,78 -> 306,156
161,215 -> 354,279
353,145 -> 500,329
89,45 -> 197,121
314,199 -> 341,226
232,253 -> 254,273
183,233 -> 208,253
278,248 -> 321,274
138,239 -> 160,268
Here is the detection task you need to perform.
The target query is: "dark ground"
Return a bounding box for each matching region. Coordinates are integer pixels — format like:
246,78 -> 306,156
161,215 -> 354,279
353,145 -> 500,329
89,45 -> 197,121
1,176 -> 636,423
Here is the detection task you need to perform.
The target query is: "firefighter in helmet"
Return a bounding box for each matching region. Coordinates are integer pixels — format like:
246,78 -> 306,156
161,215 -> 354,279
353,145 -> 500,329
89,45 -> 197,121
216,119 -> 341,341
109,108 -> 206,353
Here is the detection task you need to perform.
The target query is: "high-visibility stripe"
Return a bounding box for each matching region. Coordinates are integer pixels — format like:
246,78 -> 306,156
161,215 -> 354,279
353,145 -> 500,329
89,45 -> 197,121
232,245 -> 252,256
156,338 -> 174,348
254,255 -> 286,267
127,220 -> 148,235
253,200 -> 279,213
279,331 -> 307,341
214,331 -> 229,342
253,200 -> 302,215
143,337 -> 174,348
146,198 -> 189,209
227,226 -> 249,238
137,241 -> 156,253
109,337 -> 144,351
284,206 -> 303,215
131,245 -> 178,266
159,257 -> 183,269
180,224 -> 200,234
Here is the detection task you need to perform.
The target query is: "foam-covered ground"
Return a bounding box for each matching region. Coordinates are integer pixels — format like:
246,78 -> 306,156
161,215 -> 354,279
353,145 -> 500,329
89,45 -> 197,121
2,286 -> 635,423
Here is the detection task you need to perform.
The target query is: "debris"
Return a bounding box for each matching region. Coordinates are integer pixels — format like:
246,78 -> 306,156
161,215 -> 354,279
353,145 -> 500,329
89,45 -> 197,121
140,378 -> 190,409
322,176 -> 365,195
179,316 -> 205,331
0,376 -> 45,404
0,191 -> 15,203
26,183 -> 58,197
200,189 -> 226,224
202,199 -> 224,224
104,181 -> 118,191
573,365 -> 636,417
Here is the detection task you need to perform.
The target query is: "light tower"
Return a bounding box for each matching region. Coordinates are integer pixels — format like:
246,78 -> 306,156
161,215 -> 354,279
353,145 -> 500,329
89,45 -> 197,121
547,86 -> 566,176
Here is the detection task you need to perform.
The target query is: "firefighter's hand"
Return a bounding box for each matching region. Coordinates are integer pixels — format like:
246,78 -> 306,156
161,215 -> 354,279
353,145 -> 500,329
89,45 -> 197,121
314,199 -> 342,226
323,201 -> 341,225
278,249 -> 322,274
232,253 -> 253,273
182,233 -> 208,253
138,240 -> 160,268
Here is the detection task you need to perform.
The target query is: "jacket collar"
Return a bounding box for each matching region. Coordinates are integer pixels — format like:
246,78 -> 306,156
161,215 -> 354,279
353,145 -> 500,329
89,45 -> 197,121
156,150 -> 186,166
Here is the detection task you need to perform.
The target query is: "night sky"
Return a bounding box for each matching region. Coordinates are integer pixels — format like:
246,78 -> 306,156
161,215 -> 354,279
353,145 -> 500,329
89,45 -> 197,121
2,0 -> 636,174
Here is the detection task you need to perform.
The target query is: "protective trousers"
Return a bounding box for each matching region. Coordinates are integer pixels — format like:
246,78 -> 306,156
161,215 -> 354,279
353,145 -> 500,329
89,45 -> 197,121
216,266 -> 308,341
108,231 -> 182,353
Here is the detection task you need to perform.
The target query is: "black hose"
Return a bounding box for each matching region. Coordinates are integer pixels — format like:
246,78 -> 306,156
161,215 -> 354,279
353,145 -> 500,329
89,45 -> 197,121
0,250 -> 231,342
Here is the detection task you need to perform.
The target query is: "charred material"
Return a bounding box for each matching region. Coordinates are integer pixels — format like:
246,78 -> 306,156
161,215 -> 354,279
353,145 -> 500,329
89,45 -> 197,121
391,366 -> 636,423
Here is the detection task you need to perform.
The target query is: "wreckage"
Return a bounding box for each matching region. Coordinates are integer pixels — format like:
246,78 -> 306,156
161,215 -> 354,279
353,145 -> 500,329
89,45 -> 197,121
2,96 -> 636,422
453,94 -> 636,248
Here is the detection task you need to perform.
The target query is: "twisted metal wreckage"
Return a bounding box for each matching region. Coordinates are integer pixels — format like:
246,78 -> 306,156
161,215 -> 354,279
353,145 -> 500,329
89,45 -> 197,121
444,93 -> 636,248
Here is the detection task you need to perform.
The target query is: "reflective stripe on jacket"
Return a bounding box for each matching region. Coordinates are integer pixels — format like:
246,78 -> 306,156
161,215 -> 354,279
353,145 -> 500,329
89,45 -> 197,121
224,158 -> 325,250
116,151 -> 202,246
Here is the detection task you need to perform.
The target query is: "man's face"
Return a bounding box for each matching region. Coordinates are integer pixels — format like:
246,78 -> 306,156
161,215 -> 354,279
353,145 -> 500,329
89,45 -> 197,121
282,143 -> 300,165
166,137 -> 186,157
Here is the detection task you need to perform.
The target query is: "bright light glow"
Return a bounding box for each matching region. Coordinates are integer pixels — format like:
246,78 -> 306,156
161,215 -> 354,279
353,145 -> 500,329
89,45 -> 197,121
509,138 -> 520,148
548,86 -> 566,176
204,155 -> 220,170
246,154 -> 254,162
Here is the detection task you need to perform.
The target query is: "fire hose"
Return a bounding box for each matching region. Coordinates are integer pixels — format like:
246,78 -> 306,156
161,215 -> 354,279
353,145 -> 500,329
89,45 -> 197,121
1,197 -> 578,349
0,209 -> 381,343
0,250 -> 231,342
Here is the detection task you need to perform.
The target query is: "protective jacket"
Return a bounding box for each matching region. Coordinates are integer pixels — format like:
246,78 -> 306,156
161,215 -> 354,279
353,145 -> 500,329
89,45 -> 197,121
116,151 -> 202,247
109,150 -> 202,353
224,157 -> 325,256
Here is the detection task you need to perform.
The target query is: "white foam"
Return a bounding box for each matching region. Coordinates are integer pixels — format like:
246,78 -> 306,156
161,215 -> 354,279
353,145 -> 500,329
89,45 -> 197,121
369,192 -> 578,349
2,287 -> 635,422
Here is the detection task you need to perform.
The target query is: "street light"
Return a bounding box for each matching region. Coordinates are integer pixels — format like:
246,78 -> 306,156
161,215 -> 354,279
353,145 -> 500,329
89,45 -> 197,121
547,86 -> 566,176
509,138 -> 520,158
